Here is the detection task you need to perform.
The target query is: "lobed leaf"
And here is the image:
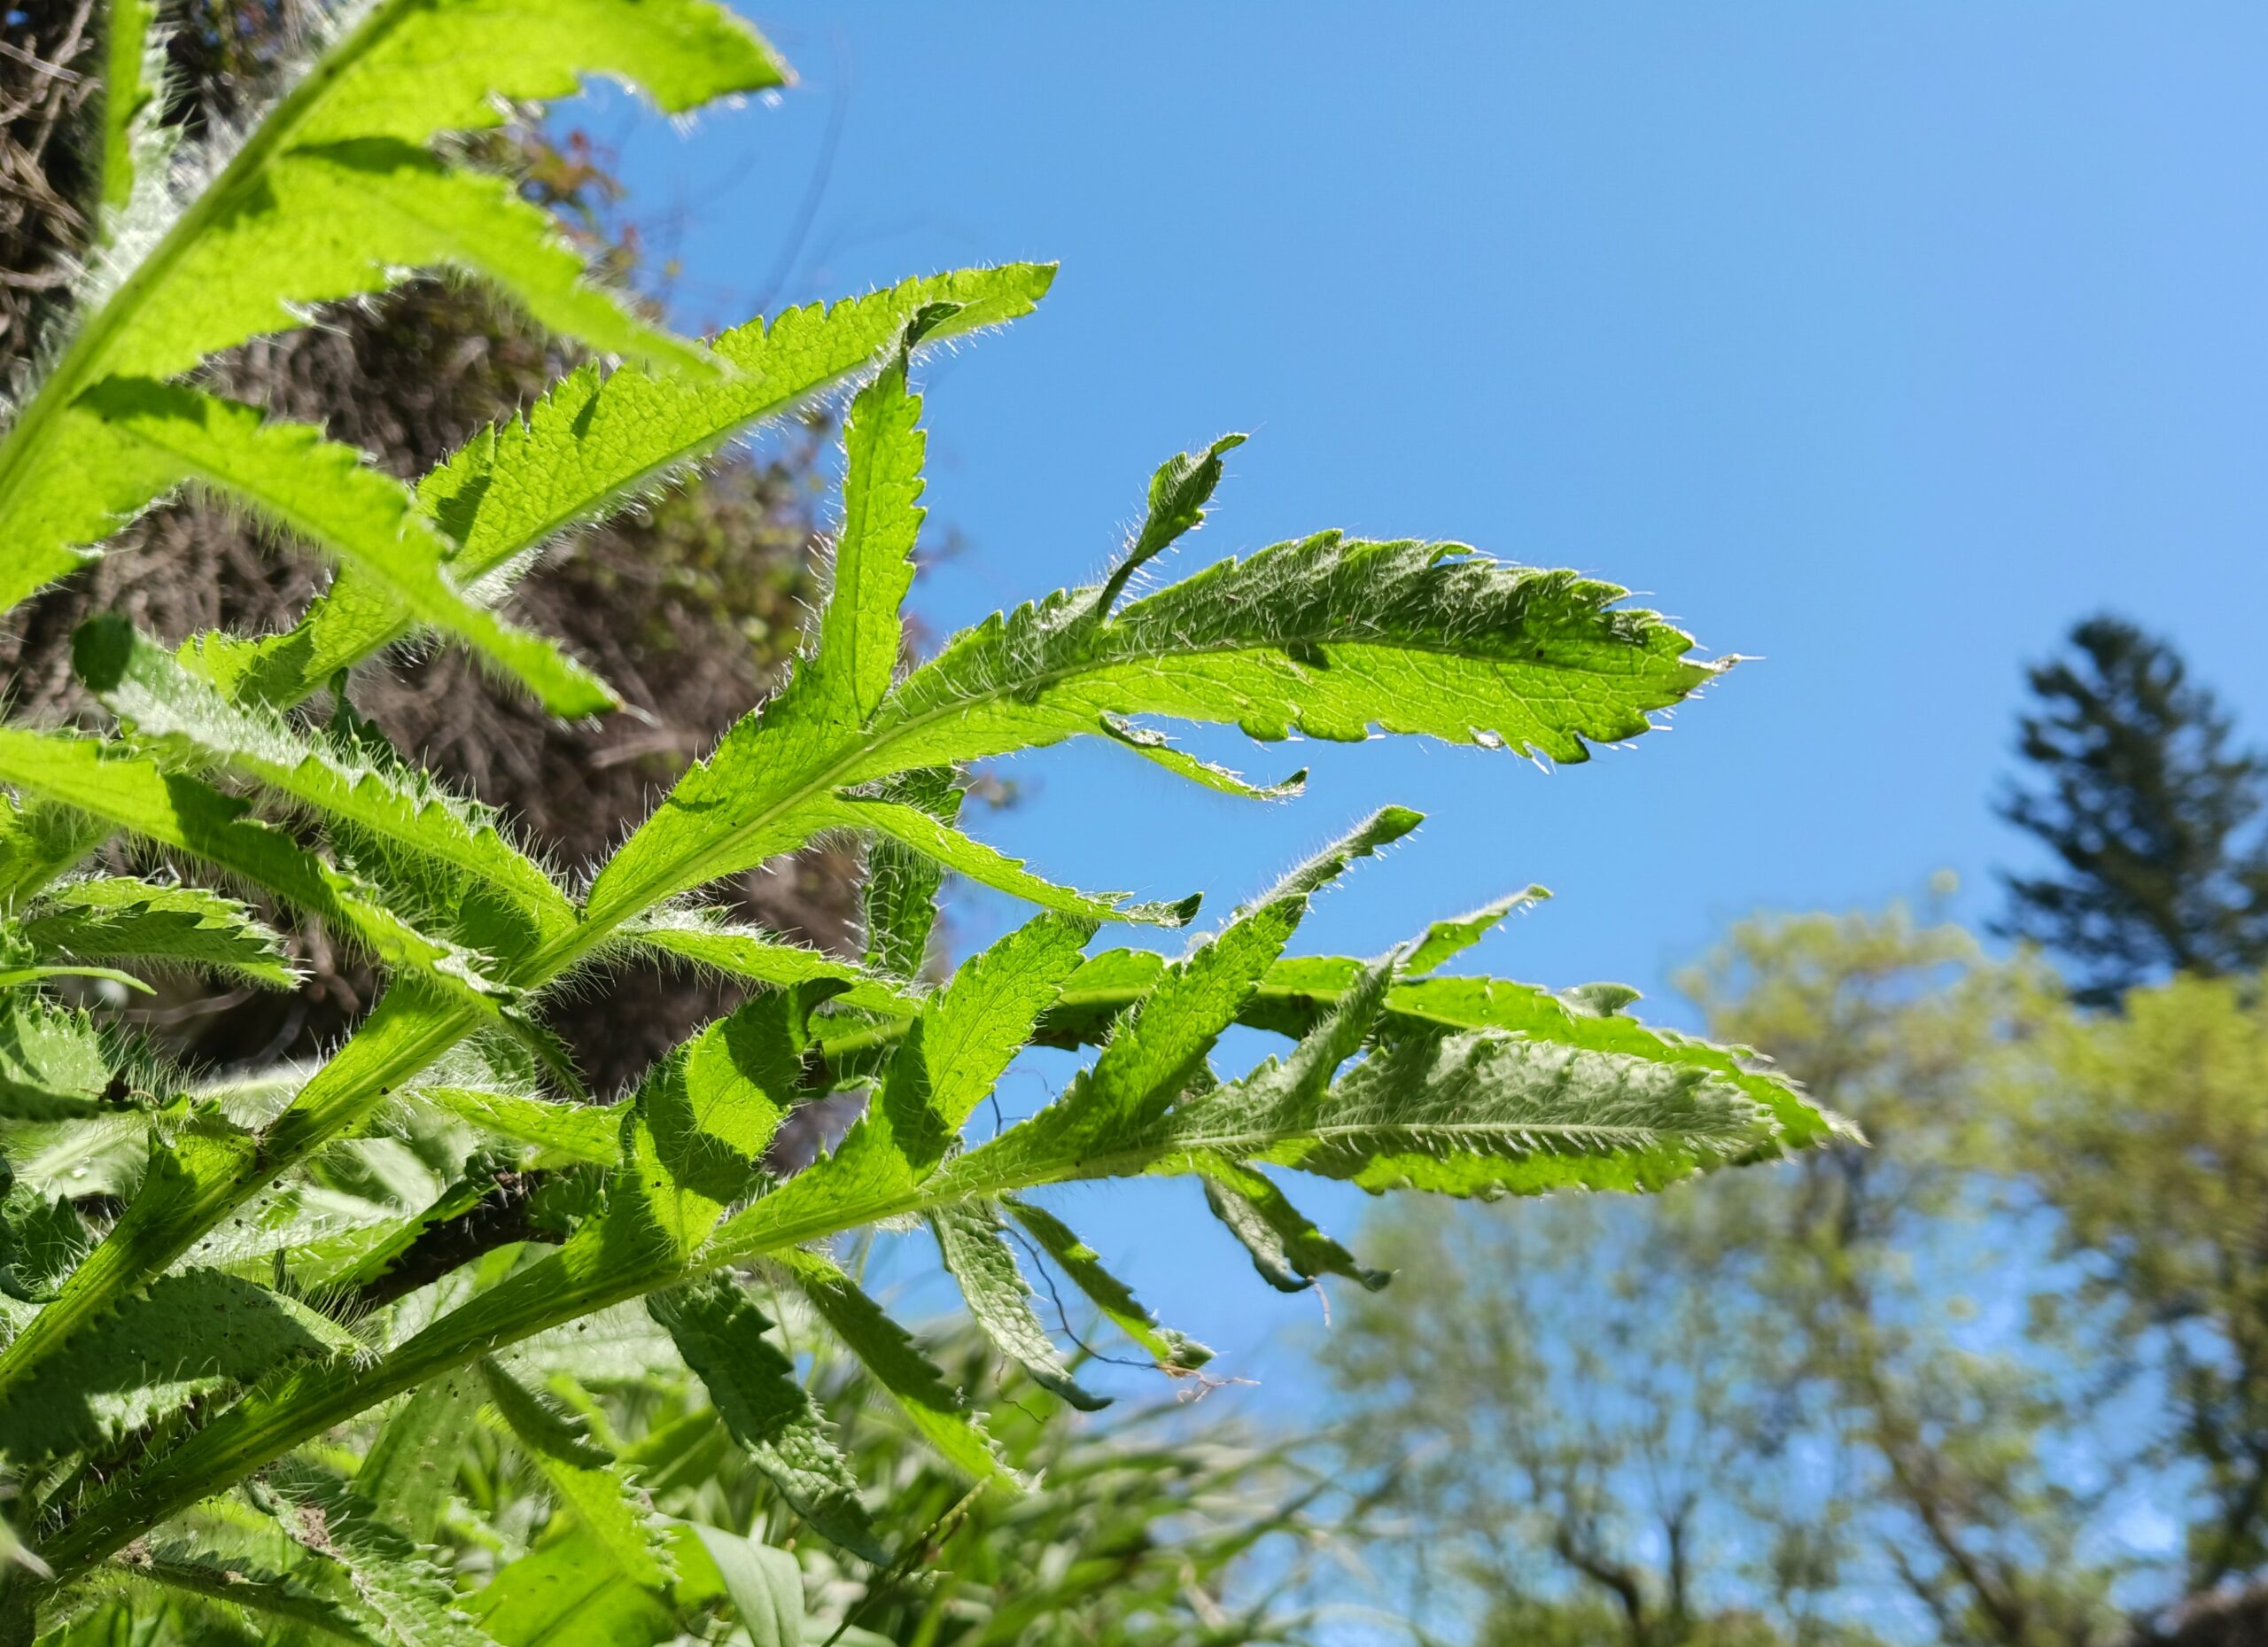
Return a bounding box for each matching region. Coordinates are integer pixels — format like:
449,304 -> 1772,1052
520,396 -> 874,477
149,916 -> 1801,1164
70,389 -> 613,716
133,1547 -> 384,1646
77,617 -> 578,964
0,0 -> 782,672
23,875 -> 297,990
0,728 -> 502,998
1401,888 -> 1550,975
621,908 -> 915,1016
647,1276 -> 883,1560
481,1358 -> 670,1588
265,1463 -> 494,1647
0,1267 -> 354,1462
929,1200 -> 1109,1410
778,1248 -> 1014,1488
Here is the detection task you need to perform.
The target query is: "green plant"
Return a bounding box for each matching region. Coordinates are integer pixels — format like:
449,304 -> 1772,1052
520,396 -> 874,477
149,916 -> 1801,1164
0,2 -> 1842,1639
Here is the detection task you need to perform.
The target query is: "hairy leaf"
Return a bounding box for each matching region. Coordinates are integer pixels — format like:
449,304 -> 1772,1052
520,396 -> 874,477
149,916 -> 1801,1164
482,1359 -> 669,1587
133,1547 -> 383,1646
0,1268 -> 353,1461
360,1371 -> 482,1544
0,0 -> 783,629
779,1248 -> 1013,1488
1401,888 -> 1550,975
266,1464 -> 493,1647
416,1087 -> 625,1166
622,909 -> 915,1016
0,997 -> 113,1122
647,1277 -> 883,1559
929,1200 -> 1108,1410
77,616 -> 577,962
858,768 -> 959,981
66,391 -> 612,715
1002,1196 -> 1213,1374
23,875 -> 296,989
0,728 -> 501,997
1199,1159 -> 1388,1293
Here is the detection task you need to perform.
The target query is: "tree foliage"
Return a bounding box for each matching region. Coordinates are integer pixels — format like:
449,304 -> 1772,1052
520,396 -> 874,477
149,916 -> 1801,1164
1332,889 -> 2268,1646
1999,616 -> 2268,1005
0,3 -> 1830,1640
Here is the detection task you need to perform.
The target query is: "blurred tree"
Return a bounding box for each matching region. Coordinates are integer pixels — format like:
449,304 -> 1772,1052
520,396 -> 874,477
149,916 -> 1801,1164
1998,617 -> 2268,1006
1328,904 -> 2140,1646
2012,976 -> 2268,1602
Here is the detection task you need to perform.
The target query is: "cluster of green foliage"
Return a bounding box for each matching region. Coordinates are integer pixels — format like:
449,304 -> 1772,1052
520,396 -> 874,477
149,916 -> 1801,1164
0,2 -> 1838,1642
1328,620 -> 2268,1647
46,1291 -> 1365,1647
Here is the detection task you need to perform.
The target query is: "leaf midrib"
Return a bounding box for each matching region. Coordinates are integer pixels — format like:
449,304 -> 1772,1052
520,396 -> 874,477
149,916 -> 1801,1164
563,601 -> 1696,980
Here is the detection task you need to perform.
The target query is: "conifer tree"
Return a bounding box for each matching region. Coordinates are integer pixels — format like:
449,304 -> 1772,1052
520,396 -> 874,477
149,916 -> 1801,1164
1998,615 -> 2268,1004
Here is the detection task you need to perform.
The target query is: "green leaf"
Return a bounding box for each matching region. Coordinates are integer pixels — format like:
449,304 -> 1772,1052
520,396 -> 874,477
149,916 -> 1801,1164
67,391 -> 613,716
1198,1159 -> 1388,1294
0,0 -> 781,628
425,268 -> 1051,586
0,728 -> 501,998
823,794 -> 1200,929
779,1248 -> 1015,1488
222,268 -> 1055,711
469,1529 -> 676,1647
0,797 -> 112,907
135,1547 -> 384,1646
739,913 -> 1092,1247
416,1087 -> 625,1166
265,1463 -> 496,1647
1028,946 -> 1837,1153
1092,433 -> 1247,618
959,900 -> 1311,1181
1271,967 -> 1839,1153
76,616 -> 578,962
1401,888 -> 1550,975
647,1277 -> 883,1560
0,1161 -> 91,1304
870,538 -> 1715,773
1197,1028 -> 1773,1197
708,820 -> 1379,1265
1097,713 -> 1307,802
99,0 -> 162,219
0,964 -> 151,995
0,996 -> 113,1122
110,141 -> 701,385
23,875 -> 298,989
481,1359 -> 669,1588
0,984 -> 480,1417
679,1525 -> 803,1647
586,512 -> 1707,930
811,322 -> 935,726
622,909 -> 916,1016
478,1356 -> 615,1471
858,768 -> 959,980
291,0 -> 786,148
1001,1196 -> 1213,1374
929,1200 -> 1108,1410
625,991 -> 818,1255
359,1371 -> 482,1544
0,1267 -> 354,1461
881,913 -> 1094,1169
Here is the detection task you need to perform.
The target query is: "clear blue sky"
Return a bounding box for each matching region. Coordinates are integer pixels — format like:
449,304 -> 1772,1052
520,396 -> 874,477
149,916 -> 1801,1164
591,6 -> 2268,1385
